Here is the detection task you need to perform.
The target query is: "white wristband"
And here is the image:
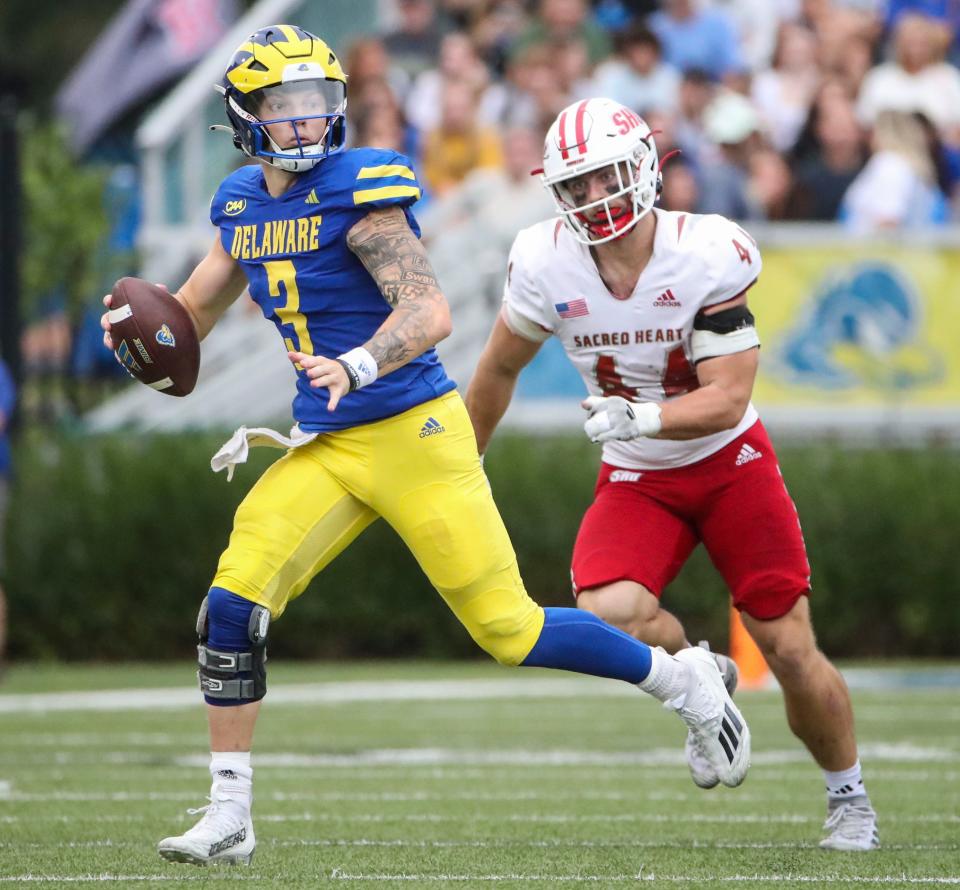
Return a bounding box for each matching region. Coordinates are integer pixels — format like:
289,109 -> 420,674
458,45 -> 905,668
336,347 -> 378,391
633,402 -> 663,438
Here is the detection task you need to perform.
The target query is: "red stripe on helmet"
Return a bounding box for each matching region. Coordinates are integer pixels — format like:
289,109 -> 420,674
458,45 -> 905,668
574,100 -> 589,155
558,111 -> 570,160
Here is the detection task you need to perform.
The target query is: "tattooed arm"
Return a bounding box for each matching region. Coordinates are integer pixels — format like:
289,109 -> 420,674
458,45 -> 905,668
345,206 -> 452,369
287,206 -> 452,411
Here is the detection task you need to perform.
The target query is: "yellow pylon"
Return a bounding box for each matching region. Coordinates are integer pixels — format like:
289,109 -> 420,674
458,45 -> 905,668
729,606 -> 771,690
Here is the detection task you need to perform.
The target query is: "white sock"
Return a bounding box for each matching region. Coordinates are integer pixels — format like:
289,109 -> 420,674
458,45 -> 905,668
637,647 -> 691,703
825,759 -> 866,803
210,751 -> 253,808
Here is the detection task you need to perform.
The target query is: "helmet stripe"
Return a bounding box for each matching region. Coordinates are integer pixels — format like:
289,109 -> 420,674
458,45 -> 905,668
558,110 -> 570,160
574,100 -> 589,155
276,24 -> 302,45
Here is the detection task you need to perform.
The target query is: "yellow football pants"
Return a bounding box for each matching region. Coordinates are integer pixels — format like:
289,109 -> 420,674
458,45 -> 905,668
212,391 -> 544,665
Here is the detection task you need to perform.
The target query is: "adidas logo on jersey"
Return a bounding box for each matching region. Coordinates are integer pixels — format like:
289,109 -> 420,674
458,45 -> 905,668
419,417 -> 445,438
654,288 -> 681,308
305,188 -> 320,204
735,443 -> 763,466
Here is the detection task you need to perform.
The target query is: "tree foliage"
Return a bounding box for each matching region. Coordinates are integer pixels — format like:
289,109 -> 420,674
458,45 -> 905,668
21,120 -> 110,321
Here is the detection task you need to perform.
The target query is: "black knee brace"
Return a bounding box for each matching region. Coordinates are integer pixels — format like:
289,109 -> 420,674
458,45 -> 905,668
196,595 -> 270,702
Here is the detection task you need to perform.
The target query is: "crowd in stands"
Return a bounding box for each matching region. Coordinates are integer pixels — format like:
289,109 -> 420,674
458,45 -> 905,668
353,0 -> 960,230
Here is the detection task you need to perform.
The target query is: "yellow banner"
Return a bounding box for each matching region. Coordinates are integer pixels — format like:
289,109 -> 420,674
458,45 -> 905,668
752,245 -> 960,407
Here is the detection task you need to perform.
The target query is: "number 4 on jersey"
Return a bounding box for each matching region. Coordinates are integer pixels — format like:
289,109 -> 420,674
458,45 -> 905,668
732,225 -> 756,264
594,354 -> 638,399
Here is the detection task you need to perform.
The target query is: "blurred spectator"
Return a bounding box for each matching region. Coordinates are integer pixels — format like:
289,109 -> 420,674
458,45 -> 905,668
346,77 -> 416,157
552,35 -> 595,100
672,68 -> 718,173
806,4 -> 881,82
469,0 -> 531,74
344,37 -> 411,108
382,0 -> 447,79
704,0 -> 802,71
659,153 -> 701,211
830,31 -> 876,97
588,23 -> 680,115
751,23 -> 821,153
840,109 -> 948,231
697,89 -> 766,218
405,32 -> 492,132
422,126 -> 553,251
354,94 -> 419,158
648,0 -> 745,81
510,0 -> 612,67
0,357 -> 14,672
789,87 -> 867,219
483,41 -> 574,133
856,13 -> 960,134
419,79 -> 505,196
884,0 -> 960,61
748,147 -> 795,219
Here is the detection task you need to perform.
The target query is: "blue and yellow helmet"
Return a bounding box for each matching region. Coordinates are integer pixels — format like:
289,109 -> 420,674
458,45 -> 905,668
220,24 -> 347,172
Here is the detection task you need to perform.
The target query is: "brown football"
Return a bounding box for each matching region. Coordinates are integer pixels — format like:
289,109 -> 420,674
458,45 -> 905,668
109,277 -> 200,397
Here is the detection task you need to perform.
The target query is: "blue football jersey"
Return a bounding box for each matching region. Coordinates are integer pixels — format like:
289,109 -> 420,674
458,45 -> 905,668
209,147 -> 456,431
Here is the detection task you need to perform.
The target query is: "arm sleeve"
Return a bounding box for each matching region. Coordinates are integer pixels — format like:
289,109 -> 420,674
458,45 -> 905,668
501,232 -> 554,343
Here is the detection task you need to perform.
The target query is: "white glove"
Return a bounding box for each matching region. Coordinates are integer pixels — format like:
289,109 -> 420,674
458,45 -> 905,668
582,396 -> 662,443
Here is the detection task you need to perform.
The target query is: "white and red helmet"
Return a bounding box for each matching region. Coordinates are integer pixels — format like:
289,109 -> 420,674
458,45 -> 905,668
539,97 -> 661,245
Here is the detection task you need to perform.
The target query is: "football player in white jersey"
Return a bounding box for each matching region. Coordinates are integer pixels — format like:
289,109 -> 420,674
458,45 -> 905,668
466,97 -> 879,852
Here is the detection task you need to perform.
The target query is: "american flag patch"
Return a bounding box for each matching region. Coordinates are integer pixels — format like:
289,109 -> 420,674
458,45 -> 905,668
555,299 -> 589,318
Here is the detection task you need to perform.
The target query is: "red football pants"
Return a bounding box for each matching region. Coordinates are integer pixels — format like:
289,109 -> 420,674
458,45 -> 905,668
571,420 -> 811,620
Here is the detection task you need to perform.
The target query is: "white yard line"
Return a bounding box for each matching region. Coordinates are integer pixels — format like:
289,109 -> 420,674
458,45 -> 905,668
2,876 -> 960,886
2,668 -> 958,715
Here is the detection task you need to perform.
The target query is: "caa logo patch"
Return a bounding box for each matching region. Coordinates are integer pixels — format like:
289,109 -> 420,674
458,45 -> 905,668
155,324 -> 176,348
224,199 -> 246,216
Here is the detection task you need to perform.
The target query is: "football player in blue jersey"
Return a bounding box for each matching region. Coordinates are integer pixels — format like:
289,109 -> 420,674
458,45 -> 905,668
102,25 -> 751,867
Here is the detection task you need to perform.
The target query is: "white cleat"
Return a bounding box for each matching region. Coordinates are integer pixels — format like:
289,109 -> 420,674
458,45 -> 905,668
685,642 -> 740,789
157,795 -> 255,866
819,799 -> 880,851
698,640 -> 739,696
684,731 -> 720,789
667,646 -> 751,788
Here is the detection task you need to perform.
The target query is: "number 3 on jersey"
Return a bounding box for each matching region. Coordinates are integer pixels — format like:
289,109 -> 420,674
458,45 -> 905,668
264,259 -> 314,367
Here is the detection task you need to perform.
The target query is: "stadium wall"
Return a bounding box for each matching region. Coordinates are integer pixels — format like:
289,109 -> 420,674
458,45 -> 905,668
8,432 -> 960,660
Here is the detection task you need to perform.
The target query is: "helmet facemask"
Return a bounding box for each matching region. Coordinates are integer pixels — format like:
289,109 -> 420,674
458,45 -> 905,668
226,77 -> 347,173
549,139 -> 659,246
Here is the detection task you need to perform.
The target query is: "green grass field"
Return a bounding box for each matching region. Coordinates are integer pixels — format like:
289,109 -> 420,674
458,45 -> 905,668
1,661 -> 958,888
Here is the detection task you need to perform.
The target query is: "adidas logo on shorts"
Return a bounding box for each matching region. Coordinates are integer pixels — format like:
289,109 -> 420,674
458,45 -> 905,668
735,443 -> 762,466
419,417 -> 445,438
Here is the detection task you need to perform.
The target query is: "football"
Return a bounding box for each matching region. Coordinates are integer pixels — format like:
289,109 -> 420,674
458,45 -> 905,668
109,277 -> 200,397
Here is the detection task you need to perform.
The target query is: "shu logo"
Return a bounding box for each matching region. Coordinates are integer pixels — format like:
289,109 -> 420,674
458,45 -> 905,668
224,199 -> 246,216
419,417 -> 445,438
155,324 -> 176,348
654,288 -> 681,308
609,470 -> 642,483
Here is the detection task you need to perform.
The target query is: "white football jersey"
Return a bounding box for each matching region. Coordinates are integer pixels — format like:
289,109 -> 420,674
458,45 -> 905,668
503,208 -> 761,470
